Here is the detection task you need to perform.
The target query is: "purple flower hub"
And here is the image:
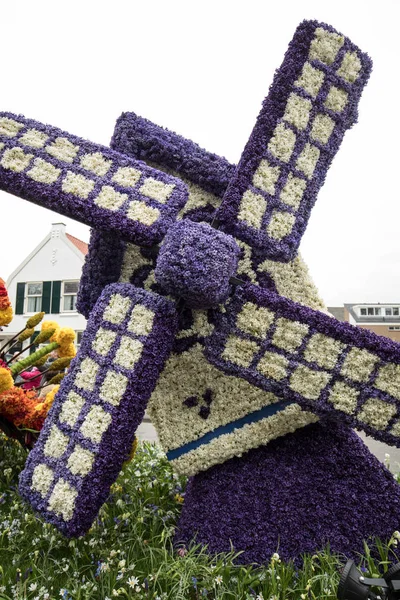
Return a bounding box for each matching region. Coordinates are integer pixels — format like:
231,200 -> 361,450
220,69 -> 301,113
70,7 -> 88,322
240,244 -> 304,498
155,221 -> 240,309
176,420 -> 400,564
216,20 -> 372,262
19,283 -> 178,536
78,119 -> 238,318
0,113 -> 188,247
206,283 -> 400,447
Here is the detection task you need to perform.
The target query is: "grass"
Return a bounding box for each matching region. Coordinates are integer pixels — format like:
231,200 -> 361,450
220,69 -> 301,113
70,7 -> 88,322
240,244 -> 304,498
1,433 -> 400,600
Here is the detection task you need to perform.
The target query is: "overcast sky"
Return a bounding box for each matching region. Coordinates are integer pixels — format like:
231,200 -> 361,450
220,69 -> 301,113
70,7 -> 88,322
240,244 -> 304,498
1,0 -> 398,306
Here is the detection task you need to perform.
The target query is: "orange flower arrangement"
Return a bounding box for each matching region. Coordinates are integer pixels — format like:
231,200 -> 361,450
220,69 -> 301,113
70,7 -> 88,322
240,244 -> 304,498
0,387 -> 47,431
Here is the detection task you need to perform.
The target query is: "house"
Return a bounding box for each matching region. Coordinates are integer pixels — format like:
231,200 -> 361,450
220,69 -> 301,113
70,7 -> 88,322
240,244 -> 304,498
2,223 -> 88,353
342,303 -> 400,342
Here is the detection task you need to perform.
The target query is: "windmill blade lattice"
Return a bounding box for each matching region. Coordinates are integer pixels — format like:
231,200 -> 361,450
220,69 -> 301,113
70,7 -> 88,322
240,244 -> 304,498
205,284 -> 400,447
19,284 -> 178,536
0,114 -> 188,246
215,21 -> 372,262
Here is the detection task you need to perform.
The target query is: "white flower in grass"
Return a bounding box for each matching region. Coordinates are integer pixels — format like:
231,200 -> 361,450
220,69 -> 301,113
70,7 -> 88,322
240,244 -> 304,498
127,576 -> 140,588
272,552 -> 280,561
29,583 -> 38,591
215,575 -> 223,585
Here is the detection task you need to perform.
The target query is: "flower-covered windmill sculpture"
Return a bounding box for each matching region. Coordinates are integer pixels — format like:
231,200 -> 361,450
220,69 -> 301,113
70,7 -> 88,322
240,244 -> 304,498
1,20 -> 400,562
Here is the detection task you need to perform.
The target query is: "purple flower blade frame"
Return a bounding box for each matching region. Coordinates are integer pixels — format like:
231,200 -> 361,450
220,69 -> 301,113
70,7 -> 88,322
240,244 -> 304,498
215,20 -> 372,262
206,283 -> 400,447
19,283 -> 178,537
0,113 -> 188,246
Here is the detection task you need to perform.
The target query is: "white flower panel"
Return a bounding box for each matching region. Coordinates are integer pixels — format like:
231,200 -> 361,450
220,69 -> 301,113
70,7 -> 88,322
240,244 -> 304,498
92,327 -> 117,356
127,200 -> 160,226
31,463 -> 54,498
114,336 -> 143,370
103,293 -> 131,324
43,425 -> 70,459
19,128 -> 49,148
80,405 -> 112,443
74,357 -> 99,391
99,370 -> 128,406
1,147 -> 33,172
94,185 -> 128,211
139,177 -> 175,203
67,445 -> 95,476
46,137 -> 79,163
80,152 -> 112,176
47,478 -> 78,521
62,172 -> 95,199
0,117 -> 24,137
27,158 -> 61,184
127,304 -> 155,336
112,166 -> 141,188
59,391 -> 85,427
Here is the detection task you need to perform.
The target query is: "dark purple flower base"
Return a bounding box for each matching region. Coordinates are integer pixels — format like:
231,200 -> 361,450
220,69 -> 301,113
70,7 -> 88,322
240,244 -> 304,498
176,421 -> 400,564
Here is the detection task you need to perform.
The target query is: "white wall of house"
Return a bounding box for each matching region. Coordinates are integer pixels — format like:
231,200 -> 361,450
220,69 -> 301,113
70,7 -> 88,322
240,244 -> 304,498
2,223 -> 87,349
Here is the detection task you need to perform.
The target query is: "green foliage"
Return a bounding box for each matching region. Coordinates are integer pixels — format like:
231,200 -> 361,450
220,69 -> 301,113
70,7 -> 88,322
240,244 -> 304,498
10,342 -> 59,376
0,433 -> 399,599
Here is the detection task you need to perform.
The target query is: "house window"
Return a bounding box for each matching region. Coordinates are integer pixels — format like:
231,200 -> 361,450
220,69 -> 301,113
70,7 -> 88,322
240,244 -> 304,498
62,281 -> 79,312
386,308 -> 392,316
394,308 -> 399,316
389,326 -> 400,331
374,307 -> 381,316
360,308 -> 367,316
26,282 -> 42,313
76,331 -> 84,347
367,307 -> 374,316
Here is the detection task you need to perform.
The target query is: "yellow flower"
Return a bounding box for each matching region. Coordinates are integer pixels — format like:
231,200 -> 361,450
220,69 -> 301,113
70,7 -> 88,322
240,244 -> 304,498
0,368 -> 14,393
41,321 -> 60,342
0,306 -> 13,327
57,343 -> 76,358
44,384 -> 60,408
56,327 -> 75,346
175,493 -> 184,504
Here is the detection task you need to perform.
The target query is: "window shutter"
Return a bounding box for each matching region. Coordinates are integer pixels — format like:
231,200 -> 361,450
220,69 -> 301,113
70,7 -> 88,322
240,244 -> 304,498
42,281 -> 51,314
30,331 -> 39,354
51,281 -> 61,314
15,282 -> 25,315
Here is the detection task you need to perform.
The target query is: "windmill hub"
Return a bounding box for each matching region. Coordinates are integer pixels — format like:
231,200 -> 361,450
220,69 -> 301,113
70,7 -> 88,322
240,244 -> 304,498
154,220 -> 240,309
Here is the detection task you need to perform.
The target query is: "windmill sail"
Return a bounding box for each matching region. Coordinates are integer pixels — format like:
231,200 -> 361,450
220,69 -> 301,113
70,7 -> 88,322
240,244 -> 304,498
215,20 -> 372,262
205,283 -> 400,449
0,114 -> 188,246
19,283 -> 178,536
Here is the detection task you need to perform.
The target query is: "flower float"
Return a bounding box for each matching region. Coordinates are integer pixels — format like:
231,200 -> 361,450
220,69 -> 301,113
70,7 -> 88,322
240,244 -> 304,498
1,20 -> 399,563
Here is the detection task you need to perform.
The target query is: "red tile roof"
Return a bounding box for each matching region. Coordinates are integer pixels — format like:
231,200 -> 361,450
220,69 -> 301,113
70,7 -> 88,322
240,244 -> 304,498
66,233 -> 88,256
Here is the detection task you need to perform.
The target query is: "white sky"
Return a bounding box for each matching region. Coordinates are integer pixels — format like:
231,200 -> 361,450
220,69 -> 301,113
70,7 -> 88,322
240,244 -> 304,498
1,0 -> 399,306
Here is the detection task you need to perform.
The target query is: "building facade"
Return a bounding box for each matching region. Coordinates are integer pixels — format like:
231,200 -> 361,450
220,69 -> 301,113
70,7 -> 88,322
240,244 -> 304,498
2,223 -> 88,353
342,303 -> 400,342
